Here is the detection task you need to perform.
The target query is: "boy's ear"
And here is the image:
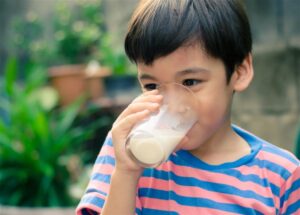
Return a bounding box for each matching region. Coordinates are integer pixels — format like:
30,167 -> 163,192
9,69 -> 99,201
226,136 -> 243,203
230,54 -> 254,92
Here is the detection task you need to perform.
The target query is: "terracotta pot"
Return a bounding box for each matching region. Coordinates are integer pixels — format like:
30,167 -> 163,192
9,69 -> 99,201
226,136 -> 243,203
49,65 -> 111,106
85,67 -> 111,101
49,65 -> 86,106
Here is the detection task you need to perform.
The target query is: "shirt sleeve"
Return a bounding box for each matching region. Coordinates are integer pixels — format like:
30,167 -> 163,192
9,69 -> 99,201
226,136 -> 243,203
76,133 -> 142,215
279,164 -> 300,214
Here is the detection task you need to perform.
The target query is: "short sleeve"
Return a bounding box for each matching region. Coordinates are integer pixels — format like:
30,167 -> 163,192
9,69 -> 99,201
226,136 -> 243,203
76,133 -> 142,215
279,164 -> 300,214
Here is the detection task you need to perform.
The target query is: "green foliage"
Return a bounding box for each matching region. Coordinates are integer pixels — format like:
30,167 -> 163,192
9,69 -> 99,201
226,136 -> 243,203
0,58 -> 107,207
10,0 -> 104,65
52,0 -> 104,64
9,0 -> 135,76
10,13 -> 44,58
98,34 -> 135,76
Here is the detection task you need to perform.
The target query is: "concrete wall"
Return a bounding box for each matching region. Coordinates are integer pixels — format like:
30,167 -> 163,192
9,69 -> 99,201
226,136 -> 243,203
233,0 -> 300,151
232,44 -> 300,151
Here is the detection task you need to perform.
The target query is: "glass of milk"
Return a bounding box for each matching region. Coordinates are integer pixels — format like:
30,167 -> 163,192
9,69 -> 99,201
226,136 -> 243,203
125,83 -> 198,168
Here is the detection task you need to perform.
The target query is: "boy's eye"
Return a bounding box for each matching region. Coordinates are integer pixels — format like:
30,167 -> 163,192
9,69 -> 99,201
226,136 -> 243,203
143,83 -> 158,91
182,79 -> 201,87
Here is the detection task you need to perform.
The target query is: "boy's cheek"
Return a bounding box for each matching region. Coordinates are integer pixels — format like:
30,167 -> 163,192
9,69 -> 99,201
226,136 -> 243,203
180,114 -> 227,150
181,123 -> 207,150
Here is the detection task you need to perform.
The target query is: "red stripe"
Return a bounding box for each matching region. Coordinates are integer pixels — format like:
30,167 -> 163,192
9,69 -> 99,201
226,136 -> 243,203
158,160 -> 273,199
138,176 -> 274,213
98,144 -> 115,157
237,164 -> 285,186
257,150 -> 296,173
93,163 -> 115,175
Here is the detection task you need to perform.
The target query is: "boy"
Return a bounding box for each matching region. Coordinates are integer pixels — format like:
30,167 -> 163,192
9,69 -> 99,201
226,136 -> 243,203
76,0 -> 300,214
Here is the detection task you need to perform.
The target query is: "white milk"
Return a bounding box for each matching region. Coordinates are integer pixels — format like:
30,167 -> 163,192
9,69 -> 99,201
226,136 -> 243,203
128,129 -> 185,166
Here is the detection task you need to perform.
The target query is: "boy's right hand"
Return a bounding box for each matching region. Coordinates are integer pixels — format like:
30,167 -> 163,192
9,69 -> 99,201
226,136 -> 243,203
111,89 -> 163,174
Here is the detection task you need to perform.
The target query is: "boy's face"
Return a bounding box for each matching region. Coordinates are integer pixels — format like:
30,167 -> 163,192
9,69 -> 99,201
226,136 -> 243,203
137,44 -> 236,149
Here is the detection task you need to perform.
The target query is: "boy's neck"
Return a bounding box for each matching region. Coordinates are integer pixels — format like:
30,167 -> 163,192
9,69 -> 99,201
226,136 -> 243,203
189,122 -> 251,165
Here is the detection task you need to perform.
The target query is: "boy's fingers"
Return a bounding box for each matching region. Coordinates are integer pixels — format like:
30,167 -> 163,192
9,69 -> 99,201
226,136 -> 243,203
113,109 -> 150,137
116,102 -> 159,122
115,94 -> 162,123
133,94 -> 163,104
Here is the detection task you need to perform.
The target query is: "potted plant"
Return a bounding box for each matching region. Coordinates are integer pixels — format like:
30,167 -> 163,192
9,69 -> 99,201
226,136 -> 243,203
48,0 -> 111,105
98,34 -> 140,104
10,0 -> 110,106
0,58 -> 109,214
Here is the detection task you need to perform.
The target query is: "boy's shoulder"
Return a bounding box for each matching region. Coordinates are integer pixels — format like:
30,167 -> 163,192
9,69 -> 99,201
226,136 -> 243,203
261,140 -> 299,163
234,125 -> 300,172
259,138 -> 300,171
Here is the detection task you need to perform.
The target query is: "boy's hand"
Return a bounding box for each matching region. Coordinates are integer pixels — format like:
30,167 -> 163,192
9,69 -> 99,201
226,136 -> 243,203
111,90 -> 163,174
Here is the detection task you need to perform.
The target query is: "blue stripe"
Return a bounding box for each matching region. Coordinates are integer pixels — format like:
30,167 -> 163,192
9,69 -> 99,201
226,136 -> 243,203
103,136 -> 113,147
285,178 -> 300,201
223,169 -> 280,197
135,207 -> 142,215
223,168 -> 280,197
95,155 -> 115,166
142,169 -> 274,207
104,137 -> 113,147
141,208 -> 179,215
261,145 -> 299,165
86,188 -> 107,197
171,154 -> 280,196
139,188 -> 263,215
245,158 -> 291,180
280,178 -> 300,208
223,169 -> 268,185
91,173 -> 111,184
81,195 -> 105,208
269,183 -> 280,197
284,199 -> 300,215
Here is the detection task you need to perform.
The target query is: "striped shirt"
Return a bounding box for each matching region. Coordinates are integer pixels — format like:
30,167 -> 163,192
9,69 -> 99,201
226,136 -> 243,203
76,126 -> 300,214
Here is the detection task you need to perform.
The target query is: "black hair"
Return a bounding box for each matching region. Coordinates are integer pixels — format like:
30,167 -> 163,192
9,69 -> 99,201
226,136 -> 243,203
124,0 -> 252,81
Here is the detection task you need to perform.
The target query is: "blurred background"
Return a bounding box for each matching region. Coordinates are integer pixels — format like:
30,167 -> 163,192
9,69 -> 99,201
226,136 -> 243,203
0,0 -> 299,214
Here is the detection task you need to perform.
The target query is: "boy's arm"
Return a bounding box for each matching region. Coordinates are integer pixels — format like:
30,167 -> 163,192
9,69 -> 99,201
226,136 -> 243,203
101,169 -> 141,215
76,90 -> 161,215
75,134 -> 143,215
100,90 -> 162,215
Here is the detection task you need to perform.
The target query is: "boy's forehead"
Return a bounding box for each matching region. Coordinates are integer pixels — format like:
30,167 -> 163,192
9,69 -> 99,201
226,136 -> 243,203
136,45 -> 228,82
137,45 -> 216,73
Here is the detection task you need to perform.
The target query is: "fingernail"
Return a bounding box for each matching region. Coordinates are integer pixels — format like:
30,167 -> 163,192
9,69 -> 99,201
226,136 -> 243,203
143,109 -> 150,114
151,103 -> 160,107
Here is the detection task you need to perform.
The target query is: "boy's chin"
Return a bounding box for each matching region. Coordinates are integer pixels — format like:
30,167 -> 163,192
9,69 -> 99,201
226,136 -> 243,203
179,141 -> 205,151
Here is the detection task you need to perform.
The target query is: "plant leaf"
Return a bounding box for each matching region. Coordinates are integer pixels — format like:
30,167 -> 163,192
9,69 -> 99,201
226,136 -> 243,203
4,57 -> 18,96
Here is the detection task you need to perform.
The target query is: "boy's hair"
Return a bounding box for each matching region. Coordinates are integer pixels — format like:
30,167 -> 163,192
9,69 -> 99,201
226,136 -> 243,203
124,0 -> 252,81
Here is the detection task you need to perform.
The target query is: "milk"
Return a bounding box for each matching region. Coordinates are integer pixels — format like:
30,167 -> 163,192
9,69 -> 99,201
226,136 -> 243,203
126,84 -> 199,167
128,129 -> 185,167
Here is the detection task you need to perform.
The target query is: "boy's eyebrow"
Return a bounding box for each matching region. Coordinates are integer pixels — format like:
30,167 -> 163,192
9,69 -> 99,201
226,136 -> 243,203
176,67 -> 211,76
139,73 -> 157,80
139,67 -> 210,80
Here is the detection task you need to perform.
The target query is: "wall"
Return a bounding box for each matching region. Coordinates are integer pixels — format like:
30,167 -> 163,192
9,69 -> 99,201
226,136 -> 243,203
232,0 -> 300,151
